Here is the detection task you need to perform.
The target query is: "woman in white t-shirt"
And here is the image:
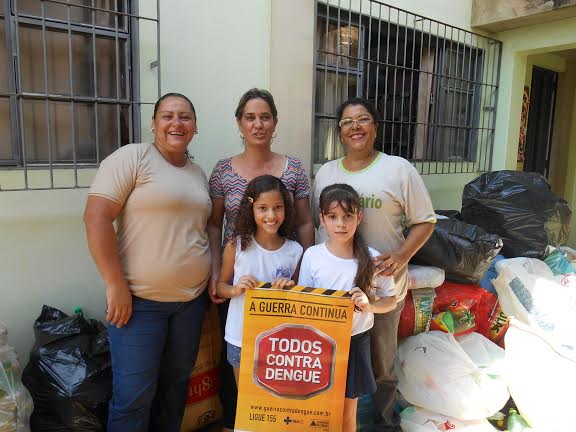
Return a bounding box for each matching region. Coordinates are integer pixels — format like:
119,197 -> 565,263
312,97 -> 436,431
299,183 -> 397,432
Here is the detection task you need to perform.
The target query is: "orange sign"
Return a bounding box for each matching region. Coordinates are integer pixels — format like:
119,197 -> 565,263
235,283 -> 353,432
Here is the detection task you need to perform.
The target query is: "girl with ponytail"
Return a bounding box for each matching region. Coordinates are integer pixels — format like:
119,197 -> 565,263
298,183 -> 397,432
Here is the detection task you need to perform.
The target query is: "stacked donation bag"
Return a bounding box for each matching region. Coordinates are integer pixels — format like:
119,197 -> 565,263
392,170 -> 574,432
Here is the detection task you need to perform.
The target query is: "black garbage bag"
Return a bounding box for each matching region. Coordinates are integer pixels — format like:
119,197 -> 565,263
22,305 -> 111,432
408,218 -> 503,284
461,170 -> 572,258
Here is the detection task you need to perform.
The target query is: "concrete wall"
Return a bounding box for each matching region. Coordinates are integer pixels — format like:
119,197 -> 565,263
160,1 -> 272,171
0,0 -> 272,362
269,0 -> 315,169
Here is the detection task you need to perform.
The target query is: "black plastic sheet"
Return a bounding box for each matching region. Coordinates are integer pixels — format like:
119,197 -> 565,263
409,218 -> 503,284
22,305 -> 111,432
461,170 -> 572,258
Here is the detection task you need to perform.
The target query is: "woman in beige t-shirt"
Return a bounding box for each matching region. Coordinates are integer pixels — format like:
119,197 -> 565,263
84,93 -> 215,432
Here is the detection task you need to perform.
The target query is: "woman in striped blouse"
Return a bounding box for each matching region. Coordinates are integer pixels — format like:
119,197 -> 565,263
206,88 -> 314,432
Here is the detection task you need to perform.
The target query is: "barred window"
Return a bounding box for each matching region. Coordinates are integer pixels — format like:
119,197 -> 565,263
314,1 -> 501,174
0,0 -> 159,190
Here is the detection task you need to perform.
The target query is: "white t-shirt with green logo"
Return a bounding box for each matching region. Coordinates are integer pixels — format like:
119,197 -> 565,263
312,152 -> 436,302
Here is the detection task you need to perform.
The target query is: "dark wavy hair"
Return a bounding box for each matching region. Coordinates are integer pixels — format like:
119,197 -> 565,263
335,97 -> 380,133
319,183 -> 375,295
233,175 -> 296,250
235,88 -> 278,121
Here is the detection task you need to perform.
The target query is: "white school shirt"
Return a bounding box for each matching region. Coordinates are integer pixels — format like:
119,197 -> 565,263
225,237 -> 303,347
297,243 -> 395,336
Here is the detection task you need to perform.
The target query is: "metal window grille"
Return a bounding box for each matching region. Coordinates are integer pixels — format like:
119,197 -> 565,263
313,0 -> 502,175
0,0 -> 160,191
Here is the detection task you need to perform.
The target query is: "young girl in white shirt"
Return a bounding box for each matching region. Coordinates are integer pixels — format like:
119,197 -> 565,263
217,175 -> 303,386
298,183 -> 397,432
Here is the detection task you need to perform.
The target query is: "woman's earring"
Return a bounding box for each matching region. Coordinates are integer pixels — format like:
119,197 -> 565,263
194,129 -> 199,135
151,128 -> 155,134
239,132 -> 245,140
271,131 -> 277,144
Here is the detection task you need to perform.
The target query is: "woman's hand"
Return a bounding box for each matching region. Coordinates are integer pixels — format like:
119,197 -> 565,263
208,274 -> 227,304
271,277 -> 295,290
233,274 -> 259,296
373,251 -> 409,277
373,222 -> 435,276
350,287 -> 371,313
106,285 -> 133,328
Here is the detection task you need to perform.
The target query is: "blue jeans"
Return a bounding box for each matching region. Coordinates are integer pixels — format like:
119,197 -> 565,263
107,290 -> 209,432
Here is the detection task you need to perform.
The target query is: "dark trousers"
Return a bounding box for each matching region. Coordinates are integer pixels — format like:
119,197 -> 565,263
217,299 -> 238,429
370,299 -> 405,432
107,291 -> 209,432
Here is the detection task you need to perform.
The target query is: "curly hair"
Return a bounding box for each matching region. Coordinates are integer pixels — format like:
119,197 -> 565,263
233,175 -> 297,250
319,183 -> 375,295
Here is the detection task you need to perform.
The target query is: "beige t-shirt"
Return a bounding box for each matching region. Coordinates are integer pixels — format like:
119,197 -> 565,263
89,143 -> 212,302
312,152 -> 436,302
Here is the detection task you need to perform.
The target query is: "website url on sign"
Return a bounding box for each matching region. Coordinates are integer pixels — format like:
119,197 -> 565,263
249,405 -> 330,417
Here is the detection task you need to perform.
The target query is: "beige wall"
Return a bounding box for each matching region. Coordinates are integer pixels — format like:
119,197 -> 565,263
159,0 -> 272,172
269,0 -> 315,169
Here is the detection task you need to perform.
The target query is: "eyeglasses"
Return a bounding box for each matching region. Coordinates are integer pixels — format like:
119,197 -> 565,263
338,116 -> 374,129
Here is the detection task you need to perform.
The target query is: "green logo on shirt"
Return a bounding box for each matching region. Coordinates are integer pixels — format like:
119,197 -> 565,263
359,194 -> 382,209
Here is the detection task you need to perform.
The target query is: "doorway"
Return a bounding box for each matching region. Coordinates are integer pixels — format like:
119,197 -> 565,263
524,66 -> 558,177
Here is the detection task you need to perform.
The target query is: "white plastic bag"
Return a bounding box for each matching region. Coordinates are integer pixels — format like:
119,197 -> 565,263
400,406 -> 497,431
495,257 -> 553,278
505,319 -> 576,432
408,265 -> 445,289
456,332 -> 506,379
493,257 -> 576,360
397,331 -> 508,421
0,322 -> 33,432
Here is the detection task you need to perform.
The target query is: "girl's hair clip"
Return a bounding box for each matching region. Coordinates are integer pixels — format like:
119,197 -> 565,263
247,196 -> 254,203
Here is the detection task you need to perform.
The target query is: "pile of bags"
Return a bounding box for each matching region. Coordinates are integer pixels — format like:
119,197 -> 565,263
462,170 -> 571,258
398,332 -> 508,432
396,170 -> 575,431
22,306 -> 112,431
17,304 -> 222,432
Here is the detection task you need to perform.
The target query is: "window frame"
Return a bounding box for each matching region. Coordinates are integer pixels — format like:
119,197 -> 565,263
312,1 -> 501,175
0,0 -> 139,167
427,45 -> 484,162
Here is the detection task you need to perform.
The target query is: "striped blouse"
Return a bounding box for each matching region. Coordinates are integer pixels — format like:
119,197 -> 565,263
209,156 -> 310,245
